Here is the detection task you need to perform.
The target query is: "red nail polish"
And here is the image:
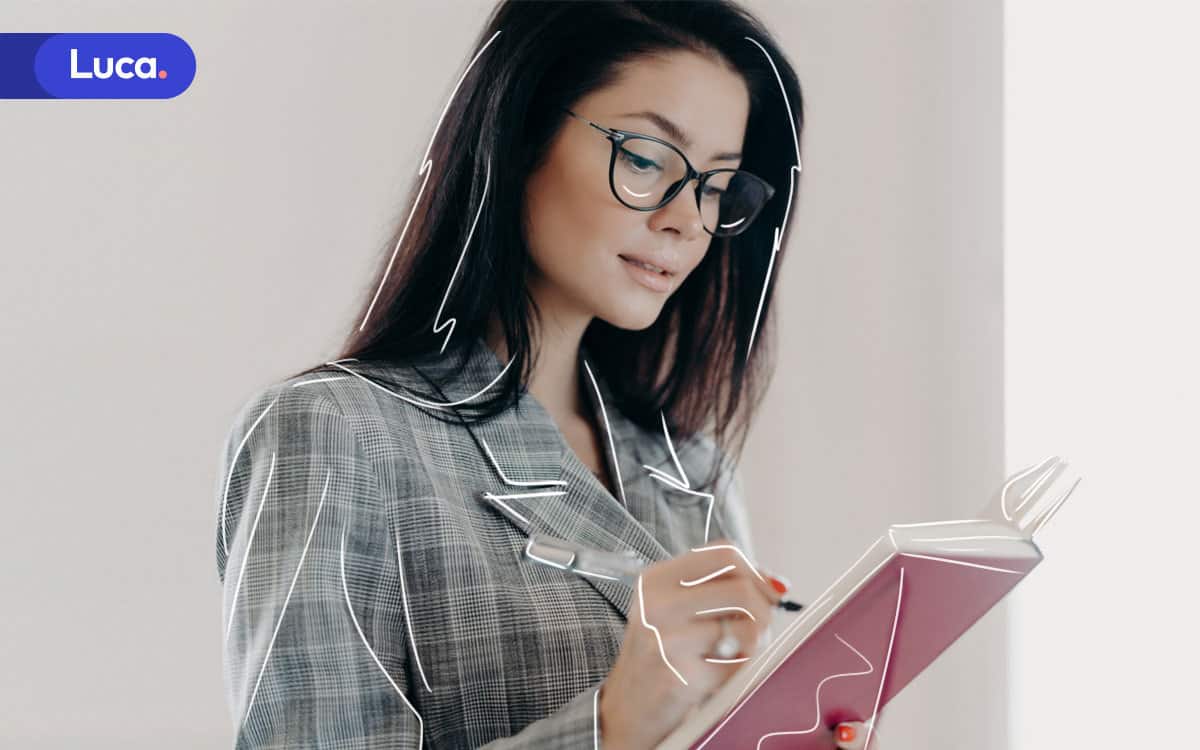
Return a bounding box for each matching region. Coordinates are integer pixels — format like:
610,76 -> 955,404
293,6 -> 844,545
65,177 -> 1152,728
836,724 -> 856,743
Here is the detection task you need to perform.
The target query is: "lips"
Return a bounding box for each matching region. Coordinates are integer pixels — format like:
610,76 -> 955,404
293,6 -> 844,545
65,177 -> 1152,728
617,253 -> 677,276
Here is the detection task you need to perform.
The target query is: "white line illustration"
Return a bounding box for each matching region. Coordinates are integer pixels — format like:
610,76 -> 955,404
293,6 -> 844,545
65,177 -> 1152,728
326,358 -> 513,410
241,470 -> 331,726
359,29 -> 504,335
637,574 -> 690,686
290,376 -> 349,388
582,359 -> 627,507
430,159 -> 491,353
696,605 -> 756,621
896,553 -> 1023,575
643,412 -> 718,543
747,633 -> 875,750
340,521 -> 424,749
393,527 -> 434,694
681,564 -> 738,587
221,393 -> 281,557
688,543 -> 768,584
479,435 -> 567,487
742,36 -> 802,361
225,451 -> 277,645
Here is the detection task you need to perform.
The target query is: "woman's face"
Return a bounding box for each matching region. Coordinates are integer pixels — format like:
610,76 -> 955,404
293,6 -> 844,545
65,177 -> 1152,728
522,51 -> 751,332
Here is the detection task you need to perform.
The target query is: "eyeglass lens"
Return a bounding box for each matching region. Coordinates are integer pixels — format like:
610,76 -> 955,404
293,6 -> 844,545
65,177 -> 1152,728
613,136 -> 768,236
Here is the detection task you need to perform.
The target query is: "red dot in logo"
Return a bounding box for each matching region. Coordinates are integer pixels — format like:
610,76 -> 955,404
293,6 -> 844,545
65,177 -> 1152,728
158,70 -> 168,79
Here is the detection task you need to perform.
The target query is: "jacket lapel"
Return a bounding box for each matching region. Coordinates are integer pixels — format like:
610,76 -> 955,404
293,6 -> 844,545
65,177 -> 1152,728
462,336 -> 677,620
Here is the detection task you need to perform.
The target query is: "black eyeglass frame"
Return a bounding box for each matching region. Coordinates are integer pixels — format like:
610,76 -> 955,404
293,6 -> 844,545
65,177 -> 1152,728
561,107 -> 775,237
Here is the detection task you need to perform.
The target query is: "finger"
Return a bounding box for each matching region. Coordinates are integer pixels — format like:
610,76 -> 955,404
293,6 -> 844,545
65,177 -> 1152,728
678,577 -> 776,627
682,538 -> 783,606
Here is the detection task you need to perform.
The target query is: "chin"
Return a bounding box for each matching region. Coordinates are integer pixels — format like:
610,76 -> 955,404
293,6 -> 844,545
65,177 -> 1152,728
595,297 -> 667,331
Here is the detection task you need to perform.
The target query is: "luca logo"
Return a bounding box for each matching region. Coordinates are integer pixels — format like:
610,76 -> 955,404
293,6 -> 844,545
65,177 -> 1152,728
0,33 -> 196,99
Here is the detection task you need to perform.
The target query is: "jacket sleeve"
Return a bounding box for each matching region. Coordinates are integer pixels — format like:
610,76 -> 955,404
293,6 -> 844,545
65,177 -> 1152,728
215,381 -> 611,749
216,382 -> 424,748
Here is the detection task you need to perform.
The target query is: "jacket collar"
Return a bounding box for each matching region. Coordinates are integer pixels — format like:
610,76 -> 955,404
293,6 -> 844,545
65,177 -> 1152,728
353,334 -> 678,619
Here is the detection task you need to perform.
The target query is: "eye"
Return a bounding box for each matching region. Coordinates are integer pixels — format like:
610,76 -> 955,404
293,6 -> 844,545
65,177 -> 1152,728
701,184 -> 726,198
617,148 -> 661,174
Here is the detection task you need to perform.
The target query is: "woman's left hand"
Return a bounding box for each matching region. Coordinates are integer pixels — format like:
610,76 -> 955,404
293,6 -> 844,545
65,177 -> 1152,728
833,720 -> 882,749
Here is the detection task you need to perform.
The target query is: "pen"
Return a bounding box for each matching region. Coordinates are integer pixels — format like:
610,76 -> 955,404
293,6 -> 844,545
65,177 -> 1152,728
523,534 -> 805,612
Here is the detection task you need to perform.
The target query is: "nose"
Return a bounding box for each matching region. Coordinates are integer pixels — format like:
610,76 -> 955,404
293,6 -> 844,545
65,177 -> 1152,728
648,178 -> 705,241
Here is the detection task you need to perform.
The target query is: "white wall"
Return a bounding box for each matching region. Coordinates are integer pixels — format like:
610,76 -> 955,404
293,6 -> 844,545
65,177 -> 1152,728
745,2 -> 1006,748
1005,2 -> 1200,747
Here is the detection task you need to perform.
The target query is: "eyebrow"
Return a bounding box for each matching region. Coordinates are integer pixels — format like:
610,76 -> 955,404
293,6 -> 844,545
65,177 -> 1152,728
617,110 -> 742,163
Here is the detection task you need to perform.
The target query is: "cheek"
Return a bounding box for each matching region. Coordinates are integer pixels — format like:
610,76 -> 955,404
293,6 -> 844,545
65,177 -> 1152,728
525,172 -> 633,273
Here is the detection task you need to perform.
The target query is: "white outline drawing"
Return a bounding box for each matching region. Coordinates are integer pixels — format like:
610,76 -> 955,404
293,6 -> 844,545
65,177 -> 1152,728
582,359 -> 628,507
479,435 -> 567,488
636,573 -> 690,686
430,159 -> 491,353
696,605 -> 756,621
341,521 -> 424,748
241,470 -> 332,727
681,564 -> 738,587
360,28 -> 504,340
742,36 -> 803,361
220,393 -> 281,557
325,357 -> 513,410
749,633 -> 875,750
643,412 -> 719,543
393,527 -> 434,694
290,375 -> 349,388
225,451 -> 276,645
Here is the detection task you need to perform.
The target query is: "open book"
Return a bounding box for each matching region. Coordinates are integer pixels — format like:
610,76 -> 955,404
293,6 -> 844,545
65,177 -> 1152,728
656,456 -> 1082,750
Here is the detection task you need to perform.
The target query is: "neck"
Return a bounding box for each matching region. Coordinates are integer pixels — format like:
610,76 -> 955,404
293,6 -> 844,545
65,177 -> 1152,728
484,298 -> 593,421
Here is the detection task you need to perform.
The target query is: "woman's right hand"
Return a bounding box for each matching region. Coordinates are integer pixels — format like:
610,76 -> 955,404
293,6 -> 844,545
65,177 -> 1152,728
597,537 -> 783,750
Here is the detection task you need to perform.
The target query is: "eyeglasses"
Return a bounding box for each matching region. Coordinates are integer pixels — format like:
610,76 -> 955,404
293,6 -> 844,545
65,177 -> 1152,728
561,108 -> 775,238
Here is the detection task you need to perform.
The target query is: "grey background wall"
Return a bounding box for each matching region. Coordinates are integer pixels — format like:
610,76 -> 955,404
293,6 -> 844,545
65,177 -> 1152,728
0,1 -> 1004,747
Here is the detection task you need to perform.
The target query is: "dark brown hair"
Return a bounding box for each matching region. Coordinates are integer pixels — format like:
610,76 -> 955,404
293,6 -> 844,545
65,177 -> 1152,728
297,0 -> 805,491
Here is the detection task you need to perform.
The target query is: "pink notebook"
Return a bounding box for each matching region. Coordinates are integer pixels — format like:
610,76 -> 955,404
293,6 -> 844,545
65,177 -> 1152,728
656,456 -> 1081,750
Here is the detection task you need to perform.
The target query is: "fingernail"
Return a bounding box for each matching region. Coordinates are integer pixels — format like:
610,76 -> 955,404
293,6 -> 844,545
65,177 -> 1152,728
762,570 -> 791,594
836,724 -> 856,743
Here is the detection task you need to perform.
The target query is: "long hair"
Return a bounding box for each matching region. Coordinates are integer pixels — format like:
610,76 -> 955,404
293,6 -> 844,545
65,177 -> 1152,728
297,0 -> 805,491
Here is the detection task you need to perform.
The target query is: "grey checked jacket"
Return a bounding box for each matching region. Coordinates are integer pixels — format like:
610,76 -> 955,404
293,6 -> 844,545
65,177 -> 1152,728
214,335 -> 758,748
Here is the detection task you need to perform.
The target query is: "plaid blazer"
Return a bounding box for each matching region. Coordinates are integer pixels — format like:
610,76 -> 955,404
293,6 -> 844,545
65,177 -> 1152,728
214,335 -> 758,748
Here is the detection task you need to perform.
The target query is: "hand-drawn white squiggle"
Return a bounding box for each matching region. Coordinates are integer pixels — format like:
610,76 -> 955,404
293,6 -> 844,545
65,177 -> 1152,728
742,36 -> 803,361
582,359 -> 627,507
431,159 -> 491,353
221,394 -> 281,558
341,521 -> 424,748
705,651 -> 751,666
644,412 -> 718,543
896,553 -> 1023,575
392,527 -> 434,694
479,493 -> 531,526
750,633 -> 875,750
479,435 -> 567,487
688,543 -> 768,584
861,566 -> 905,750
637,574 -> 690,686
225,452 -> 276,646
241,470 -> 331,726
325,358 -> 513,409
290,376 -> 349,388
681,564 -> 738,586
696,605 -> 756,621
359,29 -> 504,335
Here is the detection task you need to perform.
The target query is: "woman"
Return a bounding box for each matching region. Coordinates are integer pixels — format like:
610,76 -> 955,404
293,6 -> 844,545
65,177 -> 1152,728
216,1 -> 880,747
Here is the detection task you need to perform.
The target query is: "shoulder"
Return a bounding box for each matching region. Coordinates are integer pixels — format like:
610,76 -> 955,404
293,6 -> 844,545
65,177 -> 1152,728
220,359 -> 434,474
